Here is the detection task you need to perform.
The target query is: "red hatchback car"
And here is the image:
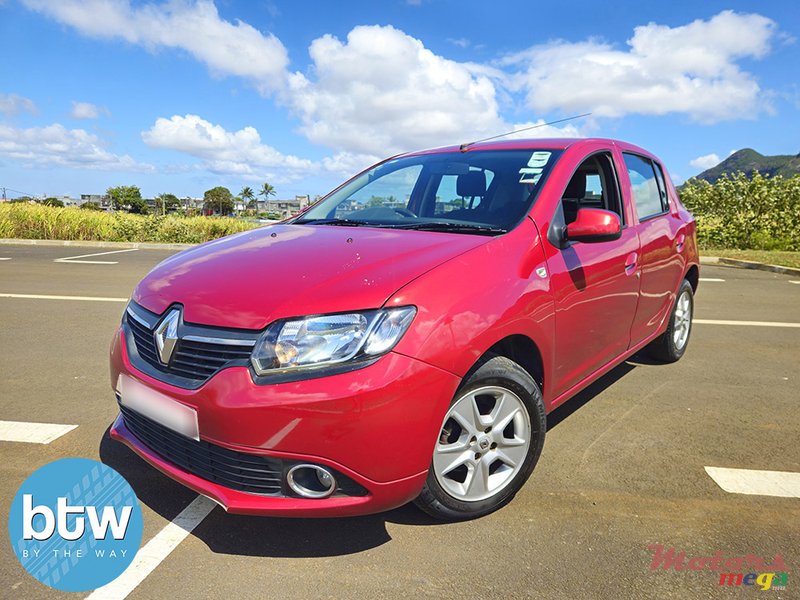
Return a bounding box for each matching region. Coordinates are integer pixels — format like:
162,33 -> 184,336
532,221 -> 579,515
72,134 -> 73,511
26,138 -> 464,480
110,138 -> 698,520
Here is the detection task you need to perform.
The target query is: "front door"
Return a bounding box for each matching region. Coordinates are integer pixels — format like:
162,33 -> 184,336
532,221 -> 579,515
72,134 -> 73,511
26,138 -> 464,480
545,151 -> 641,398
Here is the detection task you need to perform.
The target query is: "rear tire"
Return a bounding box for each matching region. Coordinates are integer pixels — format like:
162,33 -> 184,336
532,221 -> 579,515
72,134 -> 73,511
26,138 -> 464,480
414,355 -> 546,521
646,279 -> 694,363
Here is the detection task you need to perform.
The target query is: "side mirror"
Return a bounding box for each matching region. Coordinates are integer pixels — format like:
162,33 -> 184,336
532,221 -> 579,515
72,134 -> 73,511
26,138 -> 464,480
566,208 -> 622,243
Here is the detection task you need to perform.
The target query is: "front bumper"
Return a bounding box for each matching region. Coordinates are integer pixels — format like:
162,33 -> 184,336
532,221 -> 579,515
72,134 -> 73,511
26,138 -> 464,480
109,327 -> 460,517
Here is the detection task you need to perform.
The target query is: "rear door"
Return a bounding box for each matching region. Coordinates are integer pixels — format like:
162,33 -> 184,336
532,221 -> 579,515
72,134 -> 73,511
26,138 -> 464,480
619,152 -> 686,347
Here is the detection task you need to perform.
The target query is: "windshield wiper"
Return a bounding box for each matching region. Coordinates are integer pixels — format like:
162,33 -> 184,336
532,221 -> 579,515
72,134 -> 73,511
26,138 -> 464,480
294,218 -> 374,227
391,222 -> 507,235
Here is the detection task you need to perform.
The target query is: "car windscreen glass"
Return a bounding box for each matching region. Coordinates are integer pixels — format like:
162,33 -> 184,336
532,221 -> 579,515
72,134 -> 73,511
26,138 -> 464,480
294,149 -> 562,234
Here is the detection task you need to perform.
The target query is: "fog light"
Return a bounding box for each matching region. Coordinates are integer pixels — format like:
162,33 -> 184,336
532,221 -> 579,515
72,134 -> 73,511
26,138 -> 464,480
286,464 -> 337,499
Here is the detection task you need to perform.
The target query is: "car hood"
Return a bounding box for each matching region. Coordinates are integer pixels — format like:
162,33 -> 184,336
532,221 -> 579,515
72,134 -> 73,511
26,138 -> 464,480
133,224 -> 491,330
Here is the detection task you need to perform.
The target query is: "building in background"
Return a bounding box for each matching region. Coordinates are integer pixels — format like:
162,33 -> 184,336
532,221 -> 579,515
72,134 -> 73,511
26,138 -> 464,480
261,195 -> 311,218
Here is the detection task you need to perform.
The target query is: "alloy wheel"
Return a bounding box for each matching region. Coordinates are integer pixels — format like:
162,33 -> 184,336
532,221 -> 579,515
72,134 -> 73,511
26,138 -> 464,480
672,289 -> 692,350
433,386 -> 531,502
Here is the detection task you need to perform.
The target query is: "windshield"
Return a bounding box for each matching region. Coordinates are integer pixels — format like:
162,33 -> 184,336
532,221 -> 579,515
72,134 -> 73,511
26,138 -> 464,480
294,149 -> 562,234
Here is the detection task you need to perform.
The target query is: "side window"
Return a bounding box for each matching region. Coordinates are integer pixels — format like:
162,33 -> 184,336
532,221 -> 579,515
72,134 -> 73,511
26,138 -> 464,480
559,152 -> 623,225
623,153 -> 666,220
652,162 -> 670,212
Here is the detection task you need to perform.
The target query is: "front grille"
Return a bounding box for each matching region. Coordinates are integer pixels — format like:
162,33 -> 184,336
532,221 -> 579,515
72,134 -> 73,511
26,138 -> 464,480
170,340 -> 252,379
124,302 -> 258,387
127,311 -> 162,367
120,405 -> 284,495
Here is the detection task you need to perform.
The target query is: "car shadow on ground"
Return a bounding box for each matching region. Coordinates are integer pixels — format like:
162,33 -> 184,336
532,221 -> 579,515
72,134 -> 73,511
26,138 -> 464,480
546,359 -> 638,430
99,357 -> 645,558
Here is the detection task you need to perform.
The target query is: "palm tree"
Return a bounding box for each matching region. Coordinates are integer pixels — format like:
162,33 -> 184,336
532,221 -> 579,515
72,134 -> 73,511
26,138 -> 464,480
240,186 -> 256,212
259,182 -> 276,205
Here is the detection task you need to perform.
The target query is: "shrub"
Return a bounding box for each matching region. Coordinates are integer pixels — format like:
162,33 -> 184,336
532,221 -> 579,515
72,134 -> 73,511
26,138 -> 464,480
0,203 -> 259,243
680,172 -> 800,251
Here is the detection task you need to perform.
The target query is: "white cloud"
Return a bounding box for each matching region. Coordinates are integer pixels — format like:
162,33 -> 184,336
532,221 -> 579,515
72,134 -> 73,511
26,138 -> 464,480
0,123 -> 152,171
22,0 -> 288,94
19,4 -> 779,174
447,37 -> 470,49
0,92 -> 38,116
70,101 -> 108,119
505,10 -> 776,122
286,25 -> 516,156
141,114 -> 315,181
689,153 -> 721,170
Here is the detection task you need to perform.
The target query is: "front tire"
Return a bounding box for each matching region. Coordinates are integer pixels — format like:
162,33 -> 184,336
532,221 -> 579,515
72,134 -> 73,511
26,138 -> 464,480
414,355 -> 546,521
646,278 -> 694,363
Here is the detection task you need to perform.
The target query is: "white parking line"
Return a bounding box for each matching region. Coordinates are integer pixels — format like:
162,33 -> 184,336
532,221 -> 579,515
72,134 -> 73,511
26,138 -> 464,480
0,257 -> 11,261
705,466 -> 800,498
0,420 -> 77,444
0,293 -> 127,302
86,495 -> 216,600
55,248 -> 139,264
699,277 -> 725,282
790,281 -> 800,285
694,319 -> 800,328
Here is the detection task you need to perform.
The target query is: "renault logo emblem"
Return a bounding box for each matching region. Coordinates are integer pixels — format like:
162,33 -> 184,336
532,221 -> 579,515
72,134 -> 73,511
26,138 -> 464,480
154,308 -> 181,365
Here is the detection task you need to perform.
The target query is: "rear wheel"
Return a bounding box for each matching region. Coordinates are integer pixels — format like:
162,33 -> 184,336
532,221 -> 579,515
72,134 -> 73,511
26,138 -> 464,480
646,278 -> 694,363
414,355 -> 546,520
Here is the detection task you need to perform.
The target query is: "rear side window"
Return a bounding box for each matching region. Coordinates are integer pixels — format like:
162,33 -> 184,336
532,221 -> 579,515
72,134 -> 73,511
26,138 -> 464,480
623,153 -> 668,220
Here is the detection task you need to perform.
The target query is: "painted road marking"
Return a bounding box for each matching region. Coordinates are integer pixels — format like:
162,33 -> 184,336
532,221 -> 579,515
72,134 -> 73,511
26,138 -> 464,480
0,257 -> 11,261
790,281 -> 800,285
699,277 -> 725,282
0,293 -> 127,302
694,319 -> 800,328
54,248 -> 139,264
0,420 -> 77,444
86,495 -> 216,600
705,466 -> 800,498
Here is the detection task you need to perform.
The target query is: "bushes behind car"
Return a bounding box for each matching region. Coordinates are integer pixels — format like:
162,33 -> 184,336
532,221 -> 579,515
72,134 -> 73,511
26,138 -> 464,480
680,171 -> 800,251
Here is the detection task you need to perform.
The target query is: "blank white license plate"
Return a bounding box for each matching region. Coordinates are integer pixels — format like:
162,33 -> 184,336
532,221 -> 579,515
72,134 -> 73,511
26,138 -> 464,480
117,374 -> 199,440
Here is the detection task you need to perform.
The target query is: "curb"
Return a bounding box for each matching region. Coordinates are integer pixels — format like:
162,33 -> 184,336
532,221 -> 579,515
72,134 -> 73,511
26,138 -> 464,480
0,238 -> 194,250
701,255 -> 800,276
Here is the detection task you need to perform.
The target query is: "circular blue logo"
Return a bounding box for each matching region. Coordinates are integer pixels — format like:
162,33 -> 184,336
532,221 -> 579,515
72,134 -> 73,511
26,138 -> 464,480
8,458 -> 143,592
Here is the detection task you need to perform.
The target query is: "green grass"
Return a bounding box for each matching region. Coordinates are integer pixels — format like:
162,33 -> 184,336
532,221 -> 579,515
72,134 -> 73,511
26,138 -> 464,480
703,249 -> 800,270
0,203 -> 260,244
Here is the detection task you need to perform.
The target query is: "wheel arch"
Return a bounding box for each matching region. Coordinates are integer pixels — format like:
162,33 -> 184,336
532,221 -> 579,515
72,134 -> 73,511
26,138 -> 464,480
684,263 -> 699,292
467,334 -> 545,396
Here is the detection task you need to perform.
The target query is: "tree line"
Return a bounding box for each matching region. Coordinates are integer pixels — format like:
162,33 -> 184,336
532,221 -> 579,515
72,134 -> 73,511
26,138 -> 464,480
10,182 -> 278,217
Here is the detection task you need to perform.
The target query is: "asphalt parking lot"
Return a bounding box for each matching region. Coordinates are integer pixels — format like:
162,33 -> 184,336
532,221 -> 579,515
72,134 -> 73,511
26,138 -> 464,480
1,242 -> 798,600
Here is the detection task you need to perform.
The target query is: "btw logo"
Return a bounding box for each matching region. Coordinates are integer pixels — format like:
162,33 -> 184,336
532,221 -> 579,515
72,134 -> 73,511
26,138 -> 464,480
23,494 -> 133,541
8,458 -> 143,593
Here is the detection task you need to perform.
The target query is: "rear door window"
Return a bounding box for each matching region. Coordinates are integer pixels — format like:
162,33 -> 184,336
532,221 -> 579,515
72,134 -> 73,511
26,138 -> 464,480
623,153 -> 667,220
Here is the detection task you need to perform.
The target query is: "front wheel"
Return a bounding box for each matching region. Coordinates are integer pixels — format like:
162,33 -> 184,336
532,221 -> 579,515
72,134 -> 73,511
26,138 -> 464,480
646,278 -> 694,363
414,355 -> 546,521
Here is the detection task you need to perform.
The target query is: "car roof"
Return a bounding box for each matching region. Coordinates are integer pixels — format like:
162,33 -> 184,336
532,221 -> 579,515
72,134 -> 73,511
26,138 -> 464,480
405,137 -> 654,158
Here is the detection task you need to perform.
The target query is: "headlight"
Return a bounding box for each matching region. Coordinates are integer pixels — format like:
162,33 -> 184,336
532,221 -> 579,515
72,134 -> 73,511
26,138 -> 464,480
251,306 -> 416,375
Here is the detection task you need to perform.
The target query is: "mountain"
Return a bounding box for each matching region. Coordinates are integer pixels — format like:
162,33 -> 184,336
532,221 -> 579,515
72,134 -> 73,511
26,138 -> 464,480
694,149 -> 800,183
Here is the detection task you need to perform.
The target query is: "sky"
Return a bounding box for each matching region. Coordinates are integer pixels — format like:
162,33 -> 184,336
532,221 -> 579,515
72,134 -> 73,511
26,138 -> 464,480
1,0 -> 798,200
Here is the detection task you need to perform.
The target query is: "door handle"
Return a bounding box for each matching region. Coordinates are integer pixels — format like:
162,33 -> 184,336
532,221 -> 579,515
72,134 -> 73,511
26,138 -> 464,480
625,252 -> 638,275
